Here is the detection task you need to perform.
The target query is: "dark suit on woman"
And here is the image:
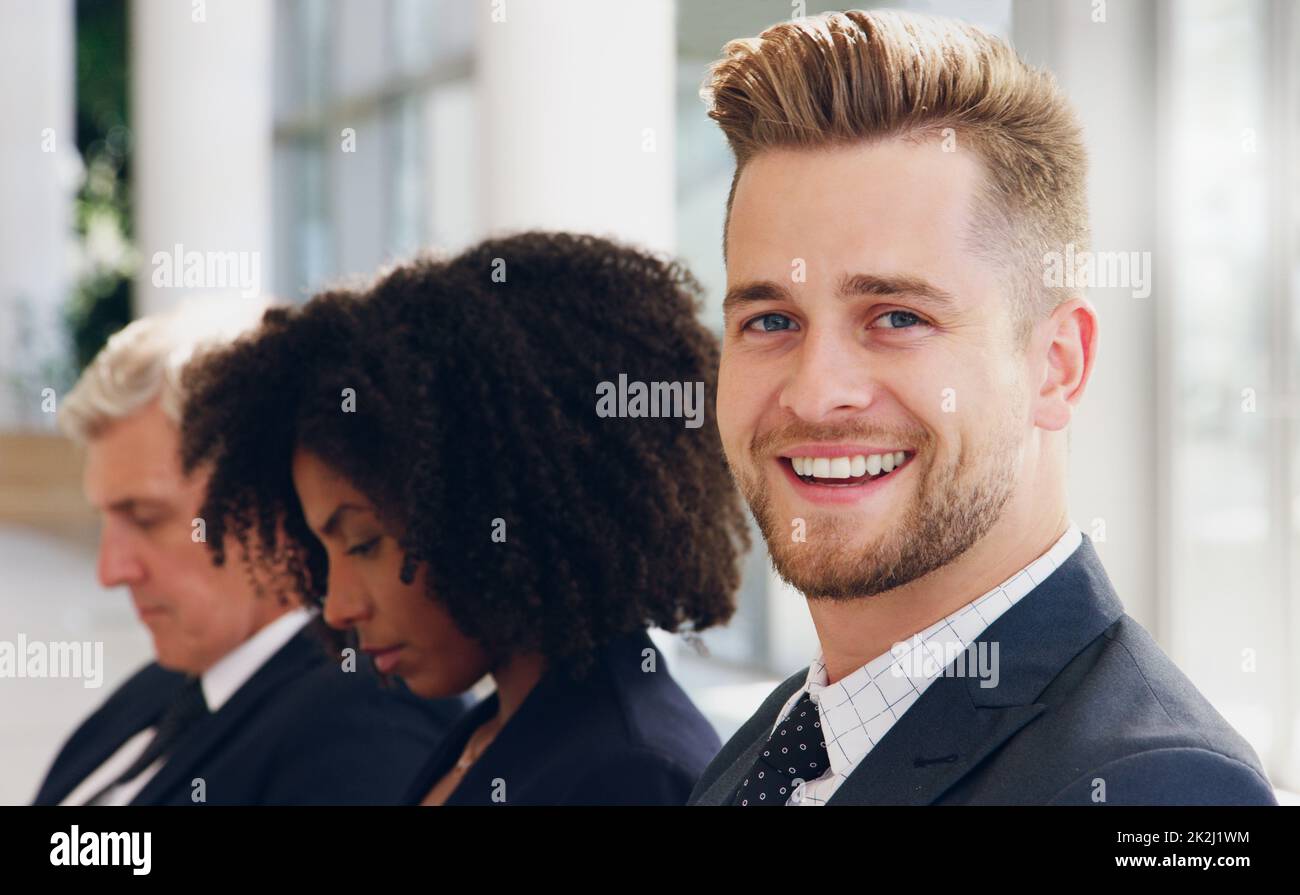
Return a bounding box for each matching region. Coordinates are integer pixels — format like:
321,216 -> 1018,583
403,629 -> 720,805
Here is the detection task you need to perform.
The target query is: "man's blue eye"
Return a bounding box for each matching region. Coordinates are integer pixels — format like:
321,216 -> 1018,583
876,310 -> 924,329
746,313 -> 797,332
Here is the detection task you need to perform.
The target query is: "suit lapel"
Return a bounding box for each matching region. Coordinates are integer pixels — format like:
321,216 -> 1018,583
35,665 -> 185,805
827,675 -> 1045,804
830,534 -> 1124,804
131,627 -> 324,804
696,535 -> 1124,807
693,671 -> 808,805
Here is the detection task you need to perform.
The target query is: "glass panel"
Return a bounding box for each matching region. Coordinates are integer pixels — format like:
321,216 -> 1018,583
274,0 -> 332,121
273,137 -> 332,300
391,0 -> 475,75
333,0 -> 389,102
426,79 -> 479,253
1167,0 -> 1280,761
389,93 -> 426,258
1284,0 -> 1300,792
332,109 -> 388,279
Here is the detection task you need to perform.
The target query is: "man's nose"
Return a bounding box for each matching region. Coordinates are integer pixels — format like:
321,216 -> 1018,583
779,326 -> 876,423
96,519 -> 146,589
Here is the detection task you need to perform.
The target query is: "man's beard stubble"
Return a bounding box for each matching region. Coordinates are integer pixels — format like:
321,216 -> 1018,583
734,411 -> 1023,601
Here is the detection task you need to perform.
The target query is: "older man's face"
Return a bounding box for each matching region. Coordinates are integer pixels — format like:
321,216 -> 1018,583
82,399 -> 284,673
717,138 -> 1037,599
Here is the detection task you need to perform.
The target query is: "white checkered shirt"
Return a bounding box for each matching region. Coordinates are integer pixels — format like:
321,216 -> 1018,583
774,522 -> 1084,805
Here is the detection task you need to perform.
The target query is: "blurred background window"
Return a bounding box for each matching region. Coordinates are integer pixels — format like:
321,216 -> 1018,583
1163,0 -> 1300,787
271,0 -> 476,300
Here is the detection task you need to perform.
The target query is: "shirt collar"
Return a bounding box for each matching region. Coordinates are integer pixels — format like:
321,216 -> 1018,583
789,521 -> 1084,780
201,607 -> 313,712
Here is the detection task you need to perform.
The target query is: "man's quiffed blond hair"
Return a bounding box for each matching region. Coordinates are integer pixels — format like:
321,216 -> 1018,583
61,296 -> 270,443
702,9 -> 1089,340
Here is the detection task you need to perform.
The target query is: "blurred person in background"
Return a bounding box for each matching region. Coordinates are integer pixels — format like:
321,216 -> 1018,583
33,297 -> 463,806
180,232 -> 751,805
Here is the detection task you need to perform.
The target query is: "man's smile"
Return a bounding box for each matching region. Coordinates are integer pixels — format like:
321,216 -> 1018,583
770,445 -> 918,505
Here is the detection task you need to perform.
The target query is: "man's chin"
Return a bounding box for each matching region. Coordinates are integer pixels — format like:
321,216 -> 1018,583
764,495 -> 1014,601
150,636 -> 196,675
766,491 -> 906,551
757,490 -> 926,598
741,467 -> 933,596
153,652 -> 190,673
768,539 -> 903,600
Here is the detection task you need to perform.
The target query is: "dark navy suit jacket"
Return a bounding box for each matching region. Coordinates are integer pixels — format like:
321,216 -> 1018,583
690,535 -> 1278,806
33,623 -> 465,805
403,629 -> 720,805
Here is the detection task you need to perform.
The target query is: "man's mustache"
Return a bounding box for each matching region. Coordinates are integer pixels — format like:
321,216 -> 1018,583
749,422 -> 928,458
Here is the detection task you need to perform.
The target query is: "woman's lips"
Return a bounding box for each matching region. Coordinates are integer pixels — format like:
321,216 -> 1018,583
365,645 -> 404,674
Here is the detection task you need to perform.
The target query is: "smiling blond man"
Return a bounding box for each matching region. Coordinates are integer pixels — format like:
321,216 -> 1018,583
689,9 -> 1275,806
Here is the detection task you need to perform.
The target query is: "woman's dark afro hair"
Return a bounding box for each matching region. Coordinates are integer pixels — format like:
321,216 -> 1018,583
180,231 -> 751,675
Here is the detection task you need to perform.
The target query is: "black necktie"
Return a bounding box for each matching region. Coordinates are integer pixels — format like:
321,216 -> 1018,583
732,692 -> 830,805
84,676 -> 210,805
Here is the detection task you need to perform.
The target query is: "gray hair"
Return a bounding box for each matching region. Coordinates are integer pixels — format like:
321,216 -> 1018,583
60,296 -> 271,442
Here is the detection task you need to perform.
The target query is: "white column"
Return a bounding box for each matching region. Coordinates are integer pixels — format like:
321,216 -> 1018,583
131,0 -> 273,316
0,0 -> 75,428
475,0 -> 676,254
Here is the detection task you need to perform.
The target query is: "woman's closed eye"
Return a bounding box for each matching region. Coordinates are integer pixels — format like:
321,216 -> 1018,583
345,536 -> 381,558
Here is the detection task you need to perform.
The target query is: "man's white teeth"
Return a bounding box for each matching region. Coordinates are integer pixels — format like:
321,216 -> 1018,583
791,451 -> 907,479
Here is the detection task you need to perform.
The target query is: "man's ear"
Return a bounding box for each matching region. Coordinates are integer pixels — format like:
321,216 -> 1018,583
1033,296 -> 1098,432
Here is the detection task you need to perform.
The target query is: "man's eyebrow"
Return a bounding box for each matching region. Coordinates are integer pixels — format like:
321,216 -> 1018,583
722,273 -> 960,316
318,503 -> 367,538
721,280 -> 793,315
836,273 -> 960,312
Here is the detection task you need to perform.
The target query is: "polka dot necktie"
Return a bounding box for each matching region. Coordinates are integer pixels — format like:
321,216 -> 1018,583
731,692 -> 830,805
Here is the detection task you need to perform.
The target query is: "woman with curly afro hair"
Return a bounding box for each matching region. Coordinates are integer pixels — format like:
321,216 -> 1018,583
179,231 -> 751,805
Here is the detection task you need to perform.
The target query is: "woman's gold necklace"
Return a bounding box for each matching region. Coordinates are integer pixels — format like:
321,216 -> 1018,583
453,720 -> 500,772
